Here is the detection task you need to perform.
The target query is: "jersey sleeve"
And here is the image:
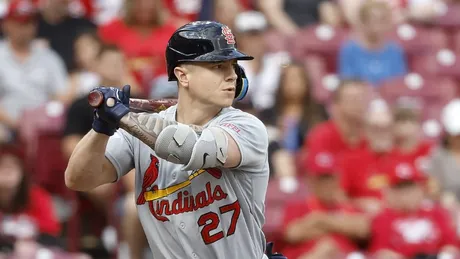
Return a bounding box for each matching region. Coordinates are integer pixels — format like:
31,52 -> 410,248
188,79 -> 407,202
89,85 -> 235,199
217,111 -> 269,173
105,129 -> 135,181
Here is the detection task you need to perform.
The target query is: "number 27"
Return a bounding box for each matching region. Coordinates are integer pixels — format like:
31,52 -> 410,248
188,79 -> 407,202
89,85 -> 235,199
197,200 -> 241,245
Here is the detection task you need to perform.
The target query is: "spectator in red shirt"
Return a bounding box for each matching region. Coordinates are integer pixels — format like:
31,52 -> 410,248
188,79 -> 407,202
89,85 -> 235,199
99,0 -> 179,97
390,105 -> 433,173
282,150 -> 370,259
0,145 -> 60,245
340,99 -> 394,215
303,79 -> 369,167
370,162 -> 459,259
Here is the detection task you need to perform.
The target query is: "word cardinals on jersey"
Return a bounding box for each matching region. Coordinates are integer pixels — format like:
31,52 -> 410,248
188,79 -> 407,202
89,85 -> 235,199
136,155 -> 231,223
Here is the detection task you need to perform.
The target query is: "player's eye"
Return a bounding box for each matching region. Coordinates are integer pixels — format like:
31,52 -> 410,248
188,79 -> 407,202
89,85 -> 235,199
213,64 -> 223,69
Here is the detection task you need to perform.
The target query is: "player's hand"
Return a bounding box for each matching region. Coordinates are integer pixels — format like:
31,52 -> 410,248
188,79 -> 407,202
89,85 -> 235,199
265,242 -> 287,259
91,85 -> 130,136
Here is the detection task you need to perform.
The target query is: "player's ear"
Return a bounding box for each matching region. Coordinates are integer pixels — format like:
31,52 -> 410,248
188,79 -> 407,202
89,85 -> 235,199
174,66 -> 189,88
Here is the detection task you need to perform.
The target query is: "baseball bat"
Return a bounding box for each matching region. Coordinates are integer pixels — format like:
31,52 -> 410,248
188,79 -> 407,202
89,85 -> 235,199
88,90 -> 178,113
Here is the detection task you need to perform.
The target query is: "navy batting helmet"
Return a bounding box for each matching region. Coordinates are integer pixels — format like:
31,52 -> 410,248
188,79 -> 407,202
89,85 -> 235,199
166,21 -> 253,101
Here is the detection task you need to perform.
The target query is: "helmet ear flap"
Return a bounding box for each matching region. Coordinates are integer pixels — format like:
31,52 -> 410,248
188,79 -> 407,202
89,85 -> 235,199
234,64 -> 249,101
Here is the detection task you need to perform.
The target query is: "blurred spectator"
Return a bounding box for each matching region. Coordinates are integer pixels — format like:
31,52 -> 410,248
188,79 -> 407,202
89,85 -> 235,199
303,80 -> 368,167
62,44 -> 145,259
264,63 -> 329,152
199,0 -> 252,22
211,0 -> 245,31
67,31 -> 141,100
282,151 -> 369,259
99,0 -> 179,97
370,162 -> 458,259
163,0 -> 203,22
36,0 -> 96,73
0,0 -> 68,144
235,11 -> 290,112
340,0 -> 447,26
66,30 -> 101,99
338,0 -> 408,86
428,99 -> 460,211
258,0 -> 343,36
0,145 -> 60,248
390,105 -> 433,173
340,99 -> 394,215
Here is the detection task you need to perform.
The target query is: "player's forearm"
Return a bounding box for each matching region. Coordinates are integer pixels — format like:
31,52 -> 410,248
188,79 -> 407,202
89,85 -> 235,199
120,112 -> 203,148
65,130 -> 115,191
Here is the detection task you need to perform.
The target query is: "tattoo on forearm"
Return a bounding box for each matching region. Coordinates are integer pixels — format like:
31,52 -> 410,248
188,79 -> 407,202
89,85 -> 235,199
119,112 -> 203,149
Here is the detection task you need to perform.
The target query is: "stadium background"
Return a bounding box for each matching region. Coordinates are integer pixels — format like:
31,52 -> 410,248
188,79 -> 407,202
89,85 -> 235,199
2,0 -> 460,258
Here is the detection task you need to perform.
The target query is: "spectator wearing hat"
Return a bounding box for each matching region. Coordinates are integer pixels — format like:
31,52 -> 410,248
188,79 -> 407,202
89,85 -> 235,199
0,0 -> 68,144
234,11 -> 291,112
281,151 -> 369,259
338,0 -> 407,86
428,99 -> 460,220
369,162 -> 458,259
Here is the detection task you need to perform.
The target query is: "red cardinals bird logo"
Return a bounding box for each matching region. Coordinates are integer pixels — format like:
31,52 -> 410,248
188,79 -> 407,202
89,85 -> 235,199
137,154 -> 160,205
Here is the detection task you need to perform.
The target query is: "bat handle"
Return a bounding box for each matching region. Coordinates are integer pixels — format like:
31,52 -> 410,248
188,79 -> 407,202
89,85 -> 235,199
88,90 -> 104,108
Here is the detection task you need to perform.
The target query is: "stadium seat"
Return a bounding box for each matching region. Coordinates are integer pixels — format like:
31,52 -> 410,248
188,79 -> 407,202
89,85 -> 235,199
434,3 -> 460,29
264,29 -> 290,53
388,24 -> 449,55
410,49 -> 460,79
379,74 -> 457,108
421,104 -> 444,141
291,25 -> 350,71
264,177 -> 309,250
304,55 -> 340,103
17,101 -> 67,167
453,29 -> 460,53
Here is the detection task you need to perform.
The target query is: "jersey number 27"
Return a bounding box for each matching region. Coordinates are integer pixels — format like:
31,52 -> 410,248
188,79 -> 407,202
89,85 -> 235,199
197,200 -> 241,244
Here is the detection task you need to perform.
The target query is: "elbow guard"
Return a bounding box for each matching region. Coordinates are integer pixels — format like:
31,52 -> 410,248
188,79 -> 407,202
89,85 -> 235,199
154,125 -> 228,171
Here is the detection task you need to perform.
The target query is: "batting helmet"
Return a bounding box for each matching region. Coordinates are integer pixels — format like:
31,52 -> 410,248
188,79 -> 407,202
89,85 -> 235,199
166,21 -> 253,101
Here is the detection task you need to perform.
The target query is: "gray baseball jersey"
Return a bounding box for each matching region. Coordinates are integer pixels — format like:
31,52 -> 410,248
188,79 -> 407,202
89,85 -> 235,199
105,105 -> 270,259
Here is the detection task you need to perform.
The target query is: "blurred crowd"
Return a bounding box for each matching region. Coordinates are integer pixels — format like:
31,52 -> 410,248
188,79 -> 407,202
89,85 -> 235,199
1,0 -> 460,258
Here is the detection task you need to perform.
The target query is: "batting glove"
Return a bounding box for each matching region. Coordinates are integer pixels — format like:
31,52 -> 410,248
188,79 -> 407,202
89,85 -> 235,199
92,85 -> 131,136
266,242 -> 287,259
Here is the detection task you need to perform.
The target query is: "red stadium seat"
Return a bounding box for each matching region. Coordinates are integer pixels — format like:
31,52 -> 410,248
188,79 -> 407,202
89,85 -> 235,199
388,24 -> 449,55
17,102 -> 66,175
410,49 -> 460,79
434,3 -> 460,29
454,30 -> 460,53
304,55 -> 339,103
264,178 -> 309,252
379,74 -> 457,108
291,25 -> 350,72
264,29 -> 290,53
421,104 -> 444,141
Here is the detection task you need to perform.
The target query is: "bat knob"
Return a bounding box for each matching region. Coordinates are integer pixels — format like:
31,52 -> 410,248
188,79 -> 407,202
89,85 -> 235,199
88,90 -> 104,108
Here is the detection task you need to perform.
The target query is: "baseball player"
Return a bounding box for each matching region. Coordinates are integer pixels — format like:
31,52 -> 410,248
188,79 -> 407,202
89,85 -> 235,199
65,21 -> 286,259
